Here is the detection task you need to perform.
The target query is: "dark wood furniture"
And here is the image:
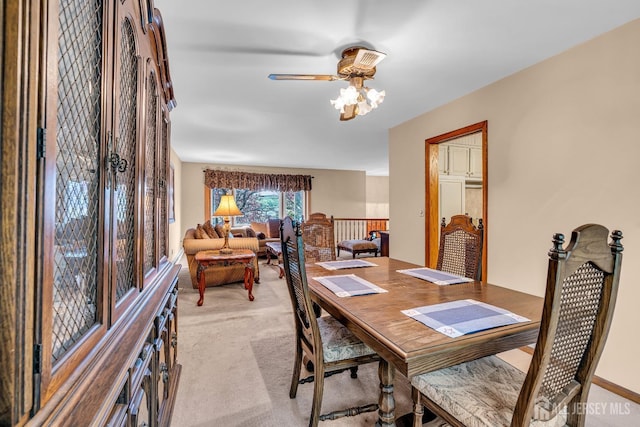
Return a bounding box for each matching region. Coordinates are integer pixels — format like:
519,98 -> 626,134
265,241 -> 284,279
280,217 -> 380,427
411,224 -> 624,427
305,257 -> 544,426
301,212 -> 337,262
195,249 -> 256,304
1,2 -> 180,426
380,231 -> 390,257
437,214 -> 484,280
337,239 -> 379,258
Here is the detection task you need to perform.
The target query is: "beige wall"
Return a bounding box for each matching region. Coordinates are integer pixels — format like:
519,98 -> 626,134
366,175 -> 389,218
390,19 -> 640,392
179,162 -> 366,236
168,148 -> 183,262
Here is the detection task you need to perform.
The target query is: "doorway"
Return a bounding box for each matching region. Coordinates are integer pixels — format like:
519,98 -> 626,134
424,121 -> 488,280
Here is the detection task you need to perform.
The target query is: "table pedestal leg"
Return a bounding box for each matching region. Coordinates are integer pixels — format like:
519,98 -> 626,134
197,264 -> 206,306
411,387 -> 424,427
244,265 -> 255,301
376,359 -> 396,426
277,263 -> 284,279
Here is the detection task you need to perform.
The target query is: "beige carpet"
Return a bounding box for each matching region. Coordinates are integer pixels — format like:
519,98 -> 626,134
171,259 -> 414,427
171,257 -> 640,427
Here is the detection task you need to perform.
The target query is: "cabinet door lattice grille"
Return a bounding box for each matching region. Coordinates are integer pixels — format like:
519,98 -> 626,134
159,121 -> 168,259
115,18 -> 138,300
144,75 -> 158,274
52,0 -> 103,362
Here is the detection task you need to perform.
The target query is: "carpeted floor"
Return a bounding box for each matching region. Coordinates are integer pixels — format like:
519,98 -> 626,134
171,256 -> 640,426
171,257 -> 414,426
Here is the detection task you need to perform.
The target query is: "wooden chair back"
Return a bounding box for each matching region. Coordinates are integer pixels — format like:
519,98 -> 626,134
301,212 -> 336,262
280,216 -> 322,364
436,215 -> 484,280
512,224 -> 624,425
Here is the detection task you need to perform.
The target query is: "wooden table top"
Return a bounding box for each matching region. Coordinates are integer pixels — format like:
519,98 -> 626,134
306,257 -> 543,378
194,248 -> 255,261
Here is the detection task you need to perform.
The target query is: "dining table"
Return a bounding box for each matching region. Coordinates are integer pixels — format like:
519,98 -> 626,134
305,257 -> 544,426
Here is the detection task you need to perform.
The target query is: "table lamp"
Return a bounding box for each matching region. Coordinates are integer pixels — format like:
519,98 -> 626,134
213,193 -> 242,254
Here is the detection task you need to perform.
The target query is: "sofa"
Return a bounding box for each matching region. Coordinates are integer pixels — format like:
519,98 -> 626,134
182,221 -> 260,289
235,219 -> 281,258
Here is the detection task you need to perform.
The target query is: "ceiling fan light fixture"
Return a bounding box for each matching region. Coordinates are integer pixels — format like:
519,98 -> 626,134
268,46 -> 387,121
357,100 -> 372,116
341,85 -> 359,105
330,96 -> 346,113
367,88 -> 385,108
332,83 -> 385,118
331,84 -> 360,112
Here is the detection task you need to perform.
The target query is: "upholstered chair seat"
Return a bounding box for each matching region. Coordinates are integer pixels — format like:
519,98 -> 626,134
316,316 -> 377,362
411,355 -> 567,427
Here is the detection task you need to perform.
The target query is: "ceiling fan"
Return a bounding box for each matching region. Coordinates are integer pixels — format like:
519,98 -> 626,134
268,46 -> 387,121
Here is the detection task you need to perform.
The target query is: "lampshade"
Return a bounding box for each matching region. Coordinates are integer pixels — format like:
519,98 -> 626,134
213,194 -> 242,217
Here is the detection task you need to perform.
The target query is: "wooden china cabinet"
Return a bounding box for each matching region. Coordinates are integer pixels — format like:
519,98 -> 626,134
1,1 -> 181,426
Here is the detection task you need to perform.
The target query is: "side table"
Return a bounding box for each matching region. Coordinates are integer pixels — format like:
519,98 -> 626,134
194,249 -> 256,305
265,241 -> 284,279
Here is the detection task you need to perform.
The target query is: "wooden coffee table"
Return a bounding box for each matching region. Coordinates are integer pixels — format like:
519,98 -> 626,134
265,241 -> 284,279
194,249 -> 256,305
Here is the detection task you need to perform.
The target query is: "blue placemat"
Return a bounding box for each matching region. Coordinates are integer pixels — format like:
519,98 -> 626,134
397,267 -> 474,285
313,274 -> 387,297
317,259 -> 378,270
402,299 -> 529,337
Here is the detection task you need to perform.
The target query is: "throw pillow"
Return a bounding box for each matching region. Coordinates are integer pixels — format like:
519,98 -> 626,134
251,221 -> 268,236
202,220 -> 217,238
245,228 -> 257,238
256,232 -> 266,240
267,218 -> 280,238
214,223 -> 225,238
195,224 -> 210,239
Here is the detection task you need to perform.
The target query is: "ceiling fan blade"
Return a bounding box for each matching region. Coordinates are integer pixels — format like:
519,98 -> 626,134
194,46 -> 330,57
340,104 -> 357,121
268,74 -> 340,81
353,49 -> 386,70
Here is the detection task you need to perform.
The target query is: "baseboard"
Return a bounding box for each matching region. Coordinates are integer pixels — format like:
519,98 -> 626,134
519,346 -> 640,404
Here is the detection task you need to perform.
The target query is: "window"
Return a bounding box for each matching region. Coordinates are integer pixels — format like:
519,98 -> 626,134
209,188 -> 306,224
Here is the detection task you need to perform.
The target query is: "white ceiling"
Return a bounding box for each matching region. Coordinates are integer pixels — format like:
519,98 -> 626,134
154,0 -> 640,176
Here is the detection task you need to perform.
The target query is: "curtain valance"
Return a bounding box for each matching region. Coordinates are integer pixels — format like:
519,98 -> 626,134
204,169 -> 313,192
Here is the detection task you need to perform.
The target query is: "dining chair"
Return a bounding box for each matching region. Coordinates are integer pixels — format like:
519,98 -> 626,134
437,214 -> 484,280
300,212 -> 336,263
411,224 -> 624,427
280,216 -> 380,427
